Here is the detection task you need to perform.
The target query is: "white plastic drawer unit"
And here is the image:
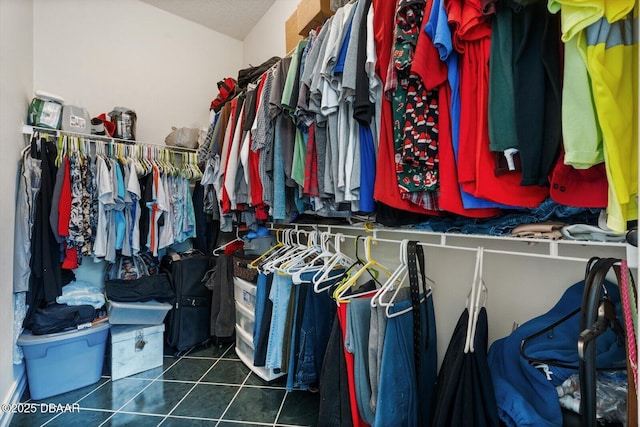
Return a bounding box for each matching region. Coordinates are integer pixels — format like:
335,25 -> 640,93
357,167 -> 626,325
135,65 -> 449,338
235,324 -> 285,382
235,299 -> 255,336
234,277 -> 257,312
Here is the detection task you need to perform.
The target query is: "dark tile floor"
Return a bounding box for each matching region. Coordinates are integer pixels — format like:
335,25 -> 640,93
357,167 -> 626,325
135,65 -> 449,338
10,342 -> 320,427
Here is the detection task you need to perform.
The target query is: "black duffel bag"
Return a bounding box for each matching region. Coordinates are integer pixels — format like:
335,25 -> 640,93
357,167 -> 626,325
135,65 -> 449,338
105,273 -> 176,304
29,303 -> 97,335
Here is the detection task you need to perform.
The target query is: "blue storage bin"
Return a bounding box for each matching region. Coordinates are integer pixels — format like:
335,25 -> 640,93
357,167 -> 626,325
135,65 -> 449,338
17,322 -> 110,400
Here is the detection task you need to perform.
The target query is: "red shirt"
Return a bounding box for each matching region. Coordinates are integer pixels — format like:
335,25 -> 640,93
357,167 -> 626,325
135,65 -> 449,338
412,5 -> 499,218
447,0 -> 548,207
221,98 -> 239,213
250,73 -> 268,207
373,0 -> 439,215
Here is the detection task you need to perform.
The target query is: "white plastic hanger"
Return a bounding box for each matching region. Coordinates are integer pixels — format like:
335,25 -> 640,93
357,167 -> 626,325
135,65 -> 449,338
279,230 -> 323,275
464,246 -> 488,353
255,228 -> 295,272
212,226 -> 243,256
263,229 -> 310,273
291,231 -> 335,283
384,241 -> 435,318
313,233 -> 354,293
250,228 -> 288,272
371,239 -> 409,308
334,236 -> 392,304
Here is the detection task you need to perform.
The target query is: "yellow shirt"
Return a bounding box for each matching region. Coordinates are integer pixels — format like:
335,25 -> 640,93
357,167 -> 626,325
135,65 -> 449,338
584,8 -> 638,232
548,0 -> 634,42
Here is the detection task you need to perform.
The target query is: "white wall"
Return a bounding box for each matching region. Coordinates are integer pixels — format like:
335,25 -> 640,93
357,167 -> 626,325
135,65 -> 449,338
33,0 -> 244,143
0,0 -> 33,421
243,0 -> 299,67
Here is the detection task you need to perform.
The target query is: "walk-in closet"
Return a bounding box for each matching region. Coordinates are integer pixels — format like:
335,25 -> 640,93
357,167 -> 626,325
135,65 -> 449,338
1,0 -> 638,426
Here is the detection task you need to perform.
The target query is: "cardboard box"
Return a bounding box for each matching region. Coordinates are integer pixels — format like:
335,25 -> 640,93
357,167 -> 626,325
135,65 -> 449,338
286,10 -> 303,53
17,323 -> 110,399
110,324 -> 164,380
297,0 -> 333,36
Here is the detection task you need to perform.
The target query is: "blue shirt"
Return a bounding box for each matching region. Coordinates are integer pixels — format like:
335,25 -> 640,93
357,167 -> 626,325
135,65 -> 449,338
425,0 -> 511,210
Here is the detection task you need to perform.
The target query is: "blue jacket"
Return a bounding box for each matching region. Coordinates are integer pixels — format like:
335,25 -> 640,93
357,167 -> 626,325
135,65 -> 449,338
488,280 -> 626,426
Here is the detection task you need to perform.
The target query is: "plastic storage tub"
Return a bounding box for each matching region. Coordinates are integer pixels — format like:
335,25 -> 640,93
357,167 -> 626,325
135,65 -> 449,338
17,322 -> 110,400
107,299 -> 172,325
110,324 -> 164,380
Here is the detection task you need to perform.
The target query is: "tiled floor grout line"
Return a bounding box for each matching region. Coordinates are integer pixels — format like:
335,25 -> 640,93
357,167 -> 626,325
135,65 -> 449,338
96,354 -> 185,427
17,343 -> 316,427
213,369 -> 253,427
39,378 -> 112,426
158,349 -> 229,425
272,390 -> 289,427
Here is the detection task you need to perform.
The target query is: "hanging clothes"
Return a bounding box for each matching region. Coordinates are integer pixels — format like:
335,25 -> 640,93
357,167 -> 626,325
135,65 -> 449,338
372,0 -> 439,216
416,0 -> 501,218
24,138 -> 66,328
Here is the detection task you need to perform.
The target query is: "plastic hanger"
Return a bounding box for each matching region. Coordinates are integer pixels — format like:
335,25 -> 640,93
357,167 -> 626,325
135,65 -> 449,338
212,226 -> 243,256
383,241 -> 435,318
291,232 -> 336,283
282,230 -> 323,275
249,228 -> 285,271
371,239 -> 409,308
55,134 -> 66,167
334,236 -> 392,304
464,246 -> 488,353
280,230 -> 324,275
255,229 -> 300,273
317,234 -> 371,294
313,233 -> 354,293
265,229 -> 311,273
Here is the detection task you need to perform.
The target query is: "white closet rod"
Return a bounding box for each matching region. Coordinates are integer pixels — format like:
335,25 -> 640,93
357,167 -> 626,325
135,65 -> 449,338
22,124 -> 198,153
268,223 -> 627,264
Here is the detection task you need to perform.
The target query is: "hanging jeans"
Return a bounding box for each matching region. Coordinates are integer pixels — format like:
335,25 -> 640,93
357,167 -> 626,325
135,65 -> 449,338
295,283 -> 337,390
265,273 -> 293,370
318,314 -> 354,427
253,273 -> 274,367
374,294 -> 437,427
346,297 -> 375,425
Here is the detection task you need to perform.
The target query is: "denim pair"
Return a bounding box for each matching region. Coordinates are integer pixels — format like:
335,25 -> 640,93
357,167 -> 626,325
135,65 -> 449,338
253,273 -> 273,366
374,294 -> 437,427
265,273 -> 293,370
294,273 -> 337,390
345,297 -> 375,424
285,284 -> 304,391
414,198 -> 600,236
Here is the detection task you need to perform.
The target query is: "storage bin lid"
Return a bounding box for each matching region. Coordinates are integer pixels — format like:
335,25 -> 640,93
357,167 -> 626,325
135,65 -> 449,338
107,299 -> 172,310
17,322 -> 110,346
110,324 -> 165,344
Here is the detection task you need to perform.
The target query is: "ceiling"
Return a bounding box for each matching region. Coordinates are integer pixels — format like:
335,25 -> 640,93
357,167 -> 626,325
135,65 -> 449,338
139,0 -> 277,41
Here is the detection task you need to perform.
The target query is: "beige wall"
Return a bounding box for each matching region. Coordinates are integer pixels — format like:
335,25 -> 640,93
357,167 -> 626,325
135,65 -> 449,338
33,0 -> 244,143
0,0 -> 33,421
243,0 -> 299,67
